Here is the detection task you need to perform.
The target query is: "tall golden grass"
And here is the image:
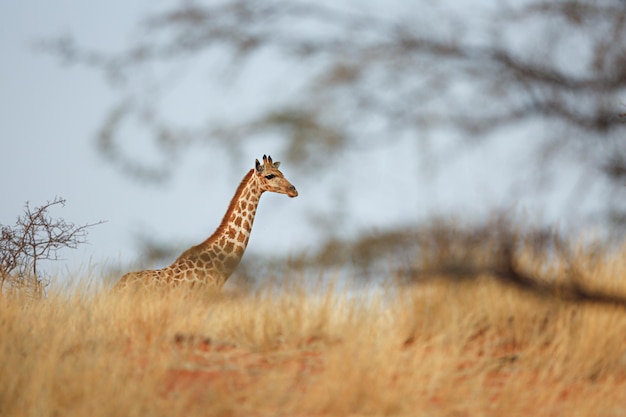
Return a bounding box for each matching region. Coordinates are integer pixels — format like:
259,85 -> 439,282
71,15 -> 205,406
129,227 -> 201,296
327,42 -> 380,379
2,241 -> 626,417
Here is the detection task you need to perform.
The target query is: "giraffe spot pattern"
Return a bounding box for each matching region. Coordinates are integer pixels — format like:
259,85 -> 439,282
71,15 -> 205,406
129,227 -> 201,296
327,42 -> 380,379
114,158 -> 295,291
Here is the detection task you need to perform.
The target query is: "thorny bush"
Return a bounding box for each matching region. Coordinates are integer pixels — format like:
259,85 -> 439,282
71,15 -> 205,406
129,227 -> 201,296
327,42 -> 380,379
0,197 -> 103,297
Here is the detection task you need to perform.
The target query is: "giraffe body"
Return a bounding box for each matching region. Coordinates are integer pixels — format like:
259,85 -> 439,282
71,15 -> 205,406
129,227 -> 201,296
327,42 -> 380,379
115,155 -> 297,290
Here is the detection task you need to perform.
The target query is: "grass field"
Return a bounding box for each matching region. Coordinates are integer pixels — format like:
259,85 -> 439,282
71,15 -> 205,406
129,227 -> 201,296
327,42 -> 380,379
2,241 -> 626,417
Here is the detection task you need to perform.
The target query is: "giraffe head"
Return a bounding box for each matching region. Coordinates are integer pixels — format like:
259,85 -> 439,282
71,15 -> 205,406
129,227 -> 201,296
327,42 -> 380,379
255,155 -> 298,197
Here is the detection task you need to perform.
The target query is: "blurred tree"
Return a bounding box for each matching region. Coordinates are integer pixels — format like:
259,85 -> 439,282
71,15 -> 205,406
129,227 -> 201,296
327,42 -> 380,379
43,0 -> 626,253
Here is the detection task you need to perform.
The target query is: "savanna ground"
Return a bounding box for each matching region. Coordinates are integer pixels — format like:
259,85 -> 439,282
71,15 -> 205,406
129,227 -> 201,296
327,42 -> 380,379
2,237 -> 626,417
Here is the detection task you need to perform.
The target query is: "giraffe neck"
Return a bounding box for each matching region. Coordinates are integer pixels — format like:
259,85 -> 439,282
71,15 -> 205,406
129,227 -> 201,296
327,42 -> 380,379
174,169 -> 263,285
211,168 -> 262,253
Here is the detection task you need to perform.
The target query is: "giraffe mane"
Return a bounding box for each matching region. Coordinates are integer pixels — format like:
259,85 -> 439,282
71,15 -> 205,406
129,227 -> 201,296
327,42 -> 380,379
210,168 -> 255,244
178,168 -> 255,258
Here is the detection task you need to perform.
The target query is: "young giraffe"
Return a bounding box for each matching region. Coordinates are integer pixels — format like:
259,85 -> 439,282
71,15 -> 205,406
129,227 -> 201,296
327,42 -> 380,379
115,155 -> 297,290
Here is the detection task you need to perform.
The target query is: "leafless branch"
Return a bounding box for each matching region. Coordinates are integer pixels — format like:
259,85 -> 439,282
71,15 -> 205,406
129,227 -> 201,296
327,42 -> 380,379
0,197 -> 105,296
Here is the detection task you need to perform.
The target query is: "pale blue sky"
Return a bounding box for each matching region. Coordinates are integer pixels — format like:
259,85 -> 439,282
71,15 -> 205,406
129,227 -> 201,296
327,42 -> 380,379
1,1 -> 609,282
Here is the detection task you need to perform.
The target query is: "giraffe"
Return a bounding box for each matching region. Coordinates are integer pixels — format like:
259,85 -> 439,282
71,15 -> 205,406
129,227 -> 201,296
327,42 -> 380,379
114,155 -> 297,290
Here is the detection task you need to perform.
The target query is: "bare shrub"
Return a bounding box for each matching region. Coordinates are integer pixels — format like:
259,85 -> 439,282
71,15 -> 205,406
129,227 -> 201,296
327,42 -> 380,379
0,197 -> 104,297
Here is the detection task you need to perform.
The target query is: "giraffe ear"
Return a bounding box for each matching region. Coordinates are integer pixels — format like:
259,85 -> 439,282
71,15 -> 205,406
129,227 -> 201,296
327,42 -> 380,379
273,161 -> 281,169
255,158 -> 264,173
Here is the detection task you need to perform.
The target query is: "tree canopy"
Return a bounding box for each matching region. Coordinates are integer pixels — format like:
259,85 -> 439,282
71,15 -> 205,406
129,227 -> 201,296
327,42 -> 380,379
44,0 -> 626,268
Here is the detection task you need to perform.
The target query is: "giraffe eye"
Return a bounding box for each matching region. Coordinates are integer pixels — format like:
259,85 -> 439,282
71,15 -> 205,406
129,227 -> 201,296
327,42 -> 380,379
264,174 -> 276,180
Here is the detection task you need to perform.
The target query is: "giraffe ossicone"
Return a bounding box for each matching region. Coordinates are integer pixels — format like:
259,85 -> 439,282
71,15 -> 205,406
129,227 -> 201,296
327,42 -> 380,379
115,155 -> 297,290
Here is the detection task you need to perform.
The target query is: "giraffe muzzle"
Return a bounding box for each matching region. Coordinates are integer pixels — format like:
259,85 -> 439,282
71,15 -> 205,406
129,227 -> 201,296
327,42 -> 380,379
287,185 -> 298,198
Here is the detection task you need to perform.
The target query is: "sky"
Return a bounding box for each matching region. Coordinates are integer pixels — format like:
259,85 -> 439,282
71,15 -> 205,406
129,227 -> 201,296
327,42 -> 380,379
1,1 -> 611,283
1,0 -> 175,277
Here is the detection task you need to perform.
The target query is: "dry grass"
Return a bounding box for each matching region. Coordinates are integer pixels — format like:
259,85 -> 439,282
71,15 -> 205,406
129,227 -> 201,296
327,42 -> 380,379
2,243 -> 626,417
